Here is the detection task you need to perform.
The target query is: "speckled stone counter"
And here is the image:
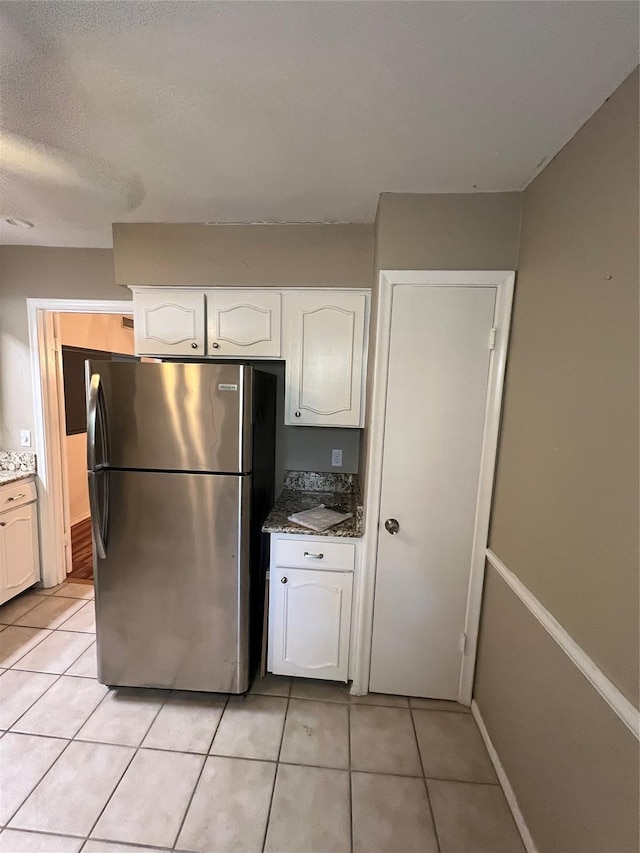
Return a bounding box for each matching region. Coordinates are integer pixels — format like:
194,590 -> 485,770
262,471 -> 364,538
0,451 -> 37,486
0,470 -> 36,486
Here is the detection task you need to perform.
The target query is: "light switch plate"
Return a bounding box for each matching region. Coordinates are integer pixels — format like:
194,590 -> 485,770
331,449 -> 343,467
20,429 -> 32,447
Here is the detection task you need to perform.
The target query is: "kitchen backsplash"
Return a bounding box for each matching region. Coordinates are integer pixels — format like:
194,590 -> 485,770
0,451 -> 37,473
284,470 -> 359,493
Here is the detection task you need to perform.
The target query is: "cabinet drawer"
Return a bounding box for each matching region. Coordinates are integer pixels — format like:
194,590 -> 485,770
0,480 -> 36,513
274,538 -> 355,571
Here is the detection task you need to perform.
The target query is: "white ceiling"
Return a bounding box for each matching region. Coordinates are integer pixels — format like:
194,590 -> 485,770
1,1 -> 638,248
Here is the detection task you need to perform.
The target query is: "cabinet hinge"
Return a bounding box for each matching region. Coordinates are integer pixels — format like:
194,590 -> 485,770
52,336 -> 61,355
488,327 -> 497,351
459,633 -> 468,655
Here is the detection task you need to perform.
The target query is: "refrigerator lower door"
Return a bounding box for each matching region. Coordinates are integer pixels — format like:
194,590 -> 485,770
94,470 -> 251,693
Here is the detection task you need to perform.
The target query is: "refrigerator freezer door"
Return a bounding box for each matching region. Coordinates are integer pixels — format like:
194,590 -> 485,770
93,470 -> 251,693
86,361 -> 253,474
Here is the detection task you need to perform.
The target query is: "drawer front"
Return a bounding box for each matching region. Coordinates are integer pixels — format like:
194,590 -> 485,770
0,479 -> 36,513
274,538 -> 355,571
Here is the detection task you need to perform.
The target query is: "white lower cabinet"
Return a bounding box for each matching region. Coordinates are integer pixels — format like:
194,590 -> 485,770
0,480 -> 40,605
268,535 -> 356,682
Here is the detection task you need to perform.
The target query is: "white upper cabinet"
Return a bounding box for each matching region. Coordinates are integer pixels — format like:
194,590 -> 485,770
133,289 -> 206,356
284,291 -> 367,427
207,291 -> 281,358
130,287 -> 370,425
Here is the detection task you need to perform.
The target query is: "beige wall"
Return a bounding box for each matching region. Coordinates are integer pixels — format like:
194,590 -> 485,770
58,313 -> 135,525
488,68 -> 639,703
476,68 -> 639,853
475,566 -> 639,853
113,223 -> 374,288
0,247 -> 127,451
359,191 -> 522,486
374,192 -> 522,271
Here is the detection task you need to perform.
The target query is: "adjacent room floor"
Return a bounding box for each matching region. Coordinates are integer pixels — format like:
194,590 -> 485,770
0,584 -> 525,853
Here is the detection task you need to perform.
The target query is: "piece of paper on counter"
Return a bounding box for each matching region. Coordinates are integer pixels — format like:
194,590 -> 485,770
287,504 -> 353,533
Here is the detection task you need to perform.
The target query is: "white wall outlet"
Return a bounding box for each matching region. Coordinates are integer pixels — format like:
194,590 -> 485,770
331,448 -> 343,467
20,429 -> 32,448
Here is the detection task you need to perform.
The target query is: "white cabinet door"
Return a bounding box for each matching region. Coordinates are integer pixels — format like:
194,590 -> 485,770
133,289 -> 205,356
0,503 -> 40,605
285,291 -> 367,427
269,567 -> 352,681
207,291 -> 281,357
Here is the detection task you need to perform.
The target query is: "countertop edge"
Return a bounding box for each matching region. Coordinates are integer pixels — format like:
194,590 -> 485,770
0,471 -> 37,487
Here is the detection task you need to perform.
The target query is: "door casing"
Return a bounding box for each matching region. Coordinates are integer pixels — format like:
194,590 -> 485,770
352,271 -> 515,703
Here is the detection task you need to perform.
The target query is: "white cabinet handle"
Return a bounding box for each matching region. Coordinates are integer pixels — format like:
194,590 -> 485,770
304,551 -> 324,559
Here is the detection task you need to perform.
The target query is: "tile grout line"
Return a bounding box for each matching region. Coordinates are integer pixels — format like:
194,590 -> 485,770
1,622 -> 103,829
3,732 -> 76,830
2,670 -> 65,733
3,596 -> 95,674
83,685 -> 173,844
169,692 -> 231,851
348,700 -> 354,853
260,679 -> 291,853
1,627 -> 55,670
409,703 -> 443,853
0,589 -> 53,628
0,617 -> 103,832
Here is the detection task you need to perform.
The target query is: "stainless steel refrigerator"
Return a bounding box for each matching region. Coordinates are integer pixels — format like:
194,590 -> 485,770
86,361 -> 275,694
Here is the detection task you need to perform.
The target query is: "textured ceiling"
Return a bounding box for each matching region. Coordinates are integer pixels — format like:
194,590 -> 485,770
0,1 -> 638,248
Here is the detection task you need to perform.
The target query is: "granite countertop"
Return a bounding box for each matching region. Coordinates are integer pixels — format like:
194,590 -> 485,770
262,471 -> 364,538
0,451 -> 37,487
0,470 -> 36,486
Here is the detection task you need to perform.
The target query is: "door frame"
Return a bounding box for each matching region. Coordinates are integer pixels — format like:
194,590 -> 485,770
27,298 -> 133,588
354,270 -> 515,702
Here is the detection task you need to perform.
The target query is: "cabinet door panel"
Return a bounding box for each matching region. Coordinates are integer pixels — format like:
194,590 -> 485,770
207,291 -> 281,357
133,290 -> 205,356
0,503 -> 40,604
270,567 -> 352,681
285,292 -> 366,427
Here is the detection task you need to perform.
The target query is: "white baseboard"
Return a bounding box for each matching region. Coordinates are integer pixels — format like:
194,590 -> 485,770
471,700 -> 539,853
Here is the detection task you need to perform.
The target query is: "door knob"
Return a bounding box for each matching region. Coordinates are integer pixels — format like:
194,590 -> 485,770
281,576 -> 288,584
385,518 -> 400,535
191,342 -> 198,349
211,342 -> 220,349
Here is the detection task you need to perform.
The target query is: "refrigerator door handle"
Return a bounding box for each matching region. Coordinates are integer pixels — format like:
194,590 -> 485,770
87,372 -> 108,558
88,471 -> 107,558
87,373 -> 100,473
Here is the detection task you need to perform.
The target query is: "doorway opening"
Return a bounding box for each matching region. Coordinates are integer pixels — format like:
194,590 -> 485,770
27,298 -> 134,590
57,312 -> 137,583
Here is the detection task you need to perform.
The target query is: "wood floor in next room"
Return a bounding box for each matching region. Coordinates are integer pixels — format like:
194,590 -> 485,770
68,518 -> 93,583
0,583 -> 525,853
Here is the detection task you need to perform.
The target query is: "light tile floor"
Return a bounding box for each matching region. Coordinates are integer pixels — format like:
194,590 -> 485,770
0,583 -> 525,853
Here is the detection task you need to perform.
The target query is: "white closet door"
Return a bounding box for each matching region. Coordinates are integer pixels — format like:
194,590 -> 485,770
369,285 -> 496,699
